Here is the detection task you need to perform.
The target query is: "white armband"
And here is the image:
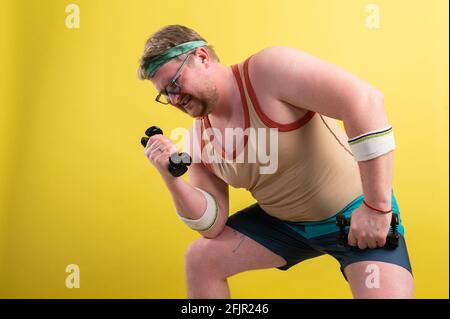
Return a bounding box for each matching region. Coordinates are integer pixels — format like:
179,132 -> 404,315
176,187 -> 218,231
348,126 -> 395,161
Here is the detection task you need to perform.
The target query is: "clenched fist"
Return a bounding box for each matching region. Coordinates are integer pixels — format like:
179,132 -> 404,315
347,204 -> 392,249
144,134 -> 178,179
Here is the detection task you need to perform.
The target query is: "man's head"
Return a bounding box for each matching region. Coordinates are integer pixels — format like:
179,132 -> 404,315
138,25 -> 221,118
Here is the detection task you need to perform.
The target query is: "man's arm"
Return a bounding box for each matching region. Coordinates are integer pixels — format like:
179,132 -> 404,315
144,122 -> 229,239
178,122 -> 230,239
251,46 -> 392,209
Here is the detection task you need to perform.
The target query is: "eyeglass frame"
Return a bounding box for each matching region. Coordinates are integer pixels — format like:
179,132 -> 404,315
154,52 -> 193,105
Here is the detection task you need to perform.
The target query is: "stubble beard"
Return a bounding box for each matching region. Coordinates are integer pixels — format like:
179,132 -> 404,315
192,83 -> 219,119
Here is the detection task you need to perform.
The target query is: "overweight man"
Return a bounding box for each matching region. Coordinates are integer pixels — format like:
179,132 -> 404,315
137,25 -> 413,298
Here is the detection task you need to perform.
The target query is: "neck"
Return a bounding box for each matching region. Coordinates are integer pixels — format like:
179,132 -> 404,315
207,63 -> 239,125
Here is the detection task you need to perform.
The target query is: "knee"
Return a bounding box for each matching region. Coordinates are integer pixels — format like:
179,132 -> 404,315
184,238 -> 220,277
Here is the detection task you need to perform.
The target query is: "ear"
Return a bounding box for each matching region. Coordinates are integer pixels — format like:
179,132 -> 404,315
194,47 -> 210,65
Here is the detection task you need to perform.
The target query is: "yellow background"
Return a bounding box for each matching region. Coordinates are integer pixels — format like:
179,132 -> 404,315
0,0 -> 448,298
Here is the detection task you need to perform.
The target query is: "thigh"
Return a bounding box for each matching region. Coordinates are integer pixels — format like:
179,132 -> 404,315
344,261 -> 414,299
225,203 -> 325,271
190,225 -> 287,278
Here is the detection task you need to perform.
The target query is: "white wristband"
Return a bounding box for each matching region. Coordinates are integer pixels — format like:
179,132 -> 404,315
348,126 -> 395,161
176,187 -> 218,231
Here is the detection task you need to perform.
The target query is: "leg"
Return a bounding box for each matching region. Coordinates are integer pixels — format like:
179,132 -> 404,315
184,225 -> 287,299
344,261 -> 414,299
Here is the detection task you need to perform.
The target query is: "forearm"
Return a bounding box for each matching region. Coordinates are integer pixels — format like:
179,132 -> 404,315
343,92 -> 393,210
162,175 -> 206,220
162,175 -> 226,238
358,152 -> 393,209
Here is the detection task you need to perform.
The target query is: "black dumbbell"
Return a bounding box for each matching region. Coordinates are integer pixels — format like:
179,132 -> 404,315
141,126 -> 192,177
336,213 -> 400,249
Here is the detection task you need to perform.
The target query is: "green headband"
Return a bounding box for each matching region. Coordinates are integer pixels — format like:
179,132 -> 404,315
145,40 -> 206,78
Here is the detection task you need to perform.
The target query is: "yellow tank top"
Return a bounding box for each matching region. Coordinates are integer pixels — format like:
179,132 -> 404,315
198,56 -> 363,222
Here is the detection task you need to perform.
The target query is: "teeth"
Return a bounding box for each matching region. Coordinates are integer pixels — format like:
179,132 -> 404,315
181,95 -> 191,106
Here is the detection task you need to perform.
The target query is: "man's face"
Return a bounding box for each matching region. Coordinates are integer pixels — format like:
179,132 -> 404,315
151,52 -> 218,119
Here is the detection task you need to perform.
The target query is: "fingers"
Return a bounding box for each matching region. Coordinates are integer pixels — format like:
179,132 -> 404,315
347,229 -> 357,247
375,236 -> 387,248
372,226 -> 389,248
348,223 -> 366,249
147,136 -> 162,153
148,135 -> 176,148
348,229 -> 384,250
145,135 -> 166,152
146,143 -> 170,165
357,238 -> 367,250
143,135 -> 178,166
367,237 -> 378,249
144,135 -> 160,150
363,235 -> 385,249
143,136 -> 161,160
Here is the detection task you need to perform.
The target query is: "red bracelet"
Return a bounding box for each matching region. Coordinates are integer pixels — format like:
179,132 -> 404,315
363,199 -> 393,214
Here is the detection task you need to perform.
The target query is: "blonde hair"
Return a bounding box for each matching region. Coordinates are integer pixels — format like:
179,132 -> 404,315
137,25 -> 219,80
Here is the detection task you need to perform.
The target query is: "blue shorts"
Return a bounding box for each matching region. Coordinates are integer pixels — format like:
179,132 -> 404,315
226,192 -> 412,279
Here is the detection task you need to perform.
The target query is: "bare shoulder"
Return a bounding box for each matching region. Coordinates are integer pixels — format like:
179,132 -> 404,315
248,46 -> 312,116
253,45 -> 301,57
250,46 -> 382,120
248,45 -> 313,98
250,46 -> 313,73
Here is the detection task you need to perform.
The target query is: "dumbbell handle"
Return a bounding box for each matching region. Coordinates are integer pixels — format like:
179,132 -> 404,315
141,126 -> 192,177
336,213 -> 399,249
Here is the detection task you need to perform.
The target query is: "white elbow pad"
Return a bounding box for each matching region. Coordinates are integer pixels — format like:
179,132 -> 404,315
348,126 -> 395,161
176,187 -> 218,231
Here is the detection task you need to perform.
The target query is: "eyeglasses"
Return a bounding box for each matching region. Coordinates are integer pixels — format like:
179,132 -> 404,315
155,53 -> 192,105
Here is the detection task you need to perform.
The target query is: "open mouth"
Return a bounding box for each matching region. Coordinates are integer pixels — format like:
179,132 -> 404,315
181,95 -> 192,109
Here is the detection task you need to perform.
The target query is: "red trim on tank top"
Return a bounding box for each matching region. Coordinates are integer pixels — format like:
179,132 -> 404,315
243,56 -> 316,132
202,64 -> 250,160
